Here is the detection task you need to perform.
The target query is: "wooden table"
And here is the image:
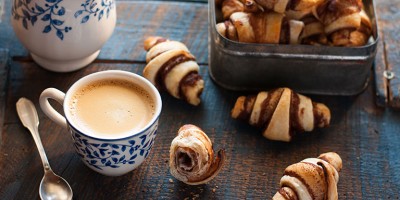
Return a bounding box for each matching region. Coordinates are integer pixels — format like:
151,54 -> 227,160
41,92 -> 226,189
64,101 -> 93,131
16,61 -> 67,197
1,0 -> 400,199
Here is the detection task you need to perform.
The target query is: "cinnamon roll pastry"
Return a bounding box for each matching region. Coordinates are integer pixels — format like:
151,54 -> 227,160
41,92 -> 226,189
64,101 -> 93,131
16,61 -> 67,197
169,124 -> 226,185
329,9 -> 372,46
312,0 -> 362,35
143,36 -> 204,106
221,0 -> 245,19
216,20 -> 239,41
285,8 -> 328,45
231,88 -> 331,142
300,16 -> 328,45
216,12 -> 304,44
273,152 -> 342,200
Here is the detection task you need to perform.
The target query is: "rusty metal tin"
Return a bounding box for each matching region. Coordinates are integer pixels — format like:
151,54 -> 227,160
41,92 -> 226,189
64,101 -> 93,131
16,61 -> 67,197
208,0 -> 378,95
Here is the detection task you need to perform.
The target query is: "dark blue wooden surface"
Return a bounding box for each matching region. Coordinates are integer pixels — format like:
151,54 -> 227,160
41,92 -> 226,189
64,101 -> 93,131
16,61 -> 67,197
0,0 -> 399,199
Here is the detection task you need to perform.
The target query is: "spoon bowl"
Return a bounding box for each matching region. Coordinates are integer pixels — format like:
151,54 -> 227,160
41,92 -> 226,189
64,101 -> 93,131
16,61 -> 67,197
16,97 -> 73,200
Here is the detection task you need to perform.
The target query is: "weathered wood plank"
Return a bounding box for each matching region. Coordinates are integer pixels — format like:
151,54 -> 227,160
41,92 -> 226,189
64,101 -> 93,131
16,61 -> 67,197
1,0 -> 400,199
101,1 -> 209,63
1,60 -> 400,199
374,0 -> 400,108
0,49 -> 8,146
0,1 -> 209,64
373,39 -> 388,107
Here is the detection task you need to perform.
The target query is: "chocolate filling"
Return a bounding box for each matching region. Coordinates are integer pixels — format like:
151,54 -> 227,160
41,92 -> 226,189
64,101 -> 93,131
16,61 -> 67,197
156,53 -> 195,90
280,18 -> 290,44
258,88 -> 284,128
176,148 -> 198,172
288,0 -> 301,10
224,21 -> 231,37
302,16 -> 319,25
317,161 -> 331,200
358,22 -> 371,35
284,170 -> 315,200
178,152 -> 193,170
237,95 -> 257,121
289,92 -> 303,137
179,71 -> 203,101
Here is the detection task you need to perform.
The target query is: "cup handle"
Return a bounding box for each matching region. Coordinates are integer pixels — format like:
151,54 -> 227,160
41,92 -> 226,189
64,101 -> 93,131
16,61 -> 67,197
39,88 -> 68,129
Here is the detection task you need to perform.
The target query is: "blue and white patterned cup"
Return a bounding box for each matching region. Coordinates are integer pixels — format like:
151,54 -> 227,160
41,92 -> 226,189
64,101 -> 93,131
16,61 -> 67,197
39,70 -> 162,176
11,0 -> 116,72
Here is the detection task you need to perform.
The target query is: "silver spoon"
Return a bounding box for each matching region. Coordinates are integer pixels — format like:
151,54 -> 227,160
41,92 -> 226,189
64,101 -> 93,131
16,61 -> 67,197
16,97 -> 73,200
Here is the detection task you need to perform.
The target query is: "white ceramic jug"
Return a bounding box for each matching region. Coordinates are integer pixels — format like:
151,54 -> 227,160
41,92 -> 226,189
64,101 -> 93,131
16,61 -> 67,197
11,0 -> 116,72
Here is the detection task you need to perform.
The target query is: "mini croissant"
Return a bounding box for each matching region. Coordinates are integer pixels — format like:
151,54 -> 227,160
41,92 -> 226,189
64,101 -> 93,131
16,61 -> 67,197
143,36 -> 204,106
284,8 -> 328,45
273,152 -> 342,200
217,0 -> 372,46
300,16 -> 328,45
221,0 -> 245,19
313,0 -> 362,35
169,124 -> 226,185
216,12 -> 304,44
231,88 -> 331,142
329,9 -> 372,47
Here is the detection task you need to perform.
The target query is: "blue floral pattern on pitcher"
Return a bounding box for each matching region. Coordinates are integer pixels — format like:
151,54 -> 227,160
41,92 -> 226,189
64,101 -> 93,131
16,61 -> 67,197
12,0 -> 115,40
74,0 -> 114,23
72,128 -> 157,170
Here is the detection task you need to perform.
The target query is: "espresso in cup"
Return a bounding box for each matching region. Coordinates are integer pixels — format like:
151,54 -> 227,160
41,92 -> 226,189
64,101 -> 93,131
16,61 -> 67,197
68,79 -> 156,138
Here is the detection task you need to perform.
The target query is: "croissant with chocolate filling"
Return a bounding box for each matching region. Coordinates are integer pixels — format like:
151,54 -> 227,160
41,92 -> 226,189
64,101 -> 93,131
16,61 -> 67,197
300,16 -> 328,45
231,88 -> 330,142
329,9 -> 372,46
312,0 -> 362,36
221,0 -> 244,19
169,124 -> 226,185
284,8 -> 328,45
143,36 -> 204,106
273,152 -> 342,200
216,12 -> 304,44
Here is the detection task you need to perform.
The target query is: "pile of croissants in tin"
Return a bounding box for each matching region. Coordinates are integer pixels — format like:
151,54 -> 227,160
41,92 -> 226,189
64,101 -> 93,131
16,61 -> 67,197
142,35 -> 343,199
215,0 -> 373,46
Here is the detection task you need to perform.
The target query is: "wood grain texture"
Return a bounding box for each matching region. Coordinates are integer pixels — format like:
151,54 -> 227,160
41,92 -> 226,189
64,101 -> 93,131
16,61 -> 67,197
0,49 -> 8,146
373,39 -> 388,107
0,0 -> 400,199
374,0 -> 400,108
1,61 -> 400,199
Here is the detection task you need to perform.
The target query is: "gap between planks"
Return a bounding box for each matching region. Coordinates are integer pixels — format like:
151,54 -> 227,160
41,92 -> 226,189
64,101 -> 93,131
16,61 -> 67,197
12,56 -> 209,66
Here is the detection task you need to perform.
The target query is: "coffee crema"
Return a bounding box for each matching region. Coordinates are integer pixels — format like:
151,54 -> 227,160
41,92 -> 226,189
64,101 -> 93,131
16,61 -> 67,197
69,79 -> 155,137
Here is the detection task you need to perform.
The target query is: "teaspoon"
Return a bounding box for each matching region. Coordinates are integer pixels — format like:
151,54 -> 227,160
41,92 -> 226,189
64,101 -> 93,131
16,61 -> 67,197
16,97 -> 73,200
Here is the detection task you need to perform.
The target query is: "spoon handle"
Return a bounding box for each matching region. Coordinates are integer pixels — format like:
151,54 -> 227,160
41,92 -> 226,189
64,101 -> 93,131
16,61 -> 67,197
16,98 -> 51,171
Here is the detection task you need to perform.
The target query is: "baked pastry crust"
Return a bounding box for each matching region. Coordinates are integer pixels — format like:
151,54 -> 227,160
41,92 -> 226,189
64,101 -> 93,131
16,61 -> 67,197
169,124 -> 226,185
231,88 -> 331,142
143,37 -> 204,106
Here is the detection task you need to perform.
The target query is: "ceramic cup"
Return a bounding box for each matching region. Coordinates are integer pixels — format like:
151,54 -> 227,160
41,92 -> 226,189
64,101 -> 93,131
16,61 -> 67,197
39,70 -> 162,176
11,0 -> 116,72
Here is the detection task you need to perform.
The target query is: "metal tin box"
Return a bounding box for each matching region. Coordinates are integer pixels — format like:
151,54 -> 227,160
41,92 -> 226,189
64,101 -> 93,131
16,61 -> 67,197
208,0 -> 378,95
